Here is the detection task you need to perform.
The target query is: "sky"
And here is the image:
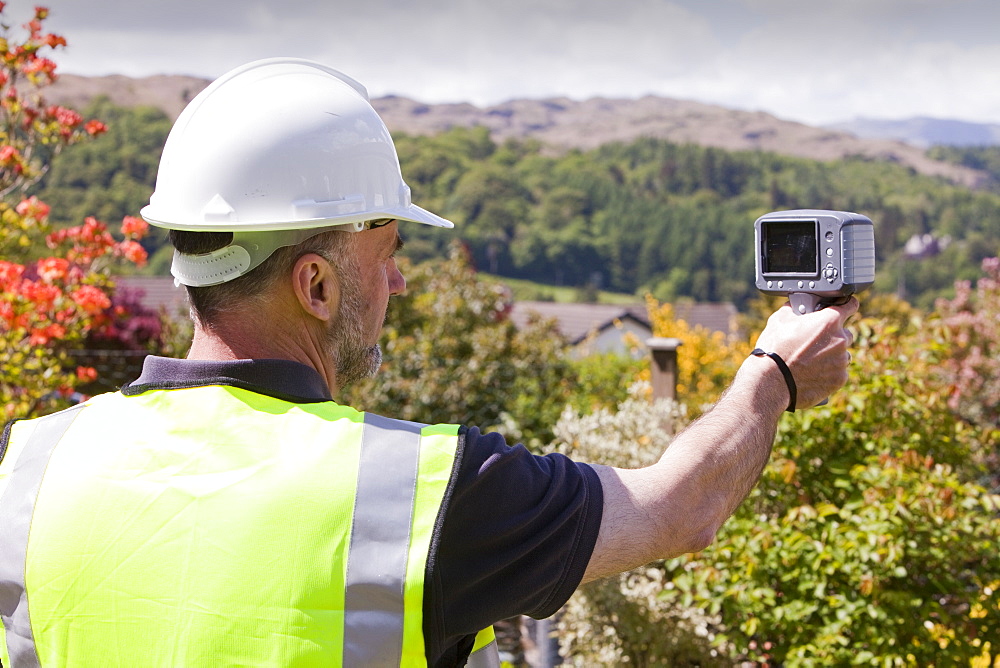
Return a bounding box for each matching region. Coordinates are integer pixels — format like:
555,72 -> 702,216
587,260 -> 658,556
23,0 -> 1000,127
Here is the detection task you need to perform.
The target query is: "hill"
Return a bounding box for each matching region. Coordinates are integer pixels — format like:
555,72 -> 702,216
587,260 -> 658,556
47,74 -> 208,122
828,117 -> 1000,149
46,73 -> 985,189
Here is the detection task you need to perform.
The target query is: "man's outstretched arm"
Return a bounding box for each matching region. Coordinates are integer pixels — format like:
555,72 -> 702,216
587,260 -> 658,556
582,298 -> 858,582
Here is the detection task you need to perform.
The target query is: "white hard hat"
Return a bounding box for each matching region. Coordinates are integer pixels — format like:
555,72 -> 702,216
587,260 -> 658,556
140,58 -> 453,286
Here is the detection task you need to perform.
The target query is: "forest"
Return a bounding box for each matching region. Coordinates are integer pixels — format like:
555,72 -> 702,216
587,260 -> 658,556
33,98 -> 1000,310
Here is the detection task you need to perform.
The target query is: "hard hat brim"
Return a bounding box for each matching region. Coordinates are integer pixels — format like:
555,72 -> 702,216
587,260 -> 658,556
394,204 -> 454,229
141,203 -> 455,232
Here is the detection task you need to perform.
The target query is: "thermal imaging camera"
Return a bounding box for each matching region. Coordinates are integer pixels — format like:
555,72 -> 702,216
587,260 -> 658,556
755,209 -> 875,315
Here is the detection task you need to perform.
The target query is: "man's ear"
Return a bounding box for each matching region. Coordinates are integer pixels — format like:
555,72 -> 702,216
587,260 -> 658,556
291,253 -> 340,322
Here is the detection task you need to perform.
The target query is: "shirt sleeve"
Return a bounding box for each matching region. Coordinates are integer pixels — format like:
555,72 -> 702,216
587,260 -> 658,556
423,426 -> 604,665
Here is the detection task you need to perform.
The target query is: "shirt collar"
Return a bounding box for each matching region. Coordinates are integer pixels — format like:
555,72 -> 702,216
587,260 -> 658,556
123,356 -> 332,403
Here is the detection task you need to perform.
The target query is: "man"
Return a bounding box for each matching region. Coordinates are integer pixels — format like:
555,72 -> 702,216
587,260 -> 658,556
0,59 -> 855,667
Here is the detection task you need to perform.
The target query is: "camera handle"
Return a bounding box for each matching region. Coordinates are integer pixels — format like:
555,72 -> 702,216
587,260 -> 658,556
788,292 -> 825,315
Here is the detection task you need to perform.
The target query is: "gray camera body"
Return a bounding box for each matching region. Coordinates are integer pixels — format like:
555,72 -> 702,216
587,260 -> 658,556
755,209 -> 875,315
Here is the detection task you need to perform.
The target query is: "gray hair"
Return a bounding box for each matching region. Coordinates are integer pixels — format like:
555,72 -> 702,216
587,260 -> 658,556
168,229 -> 356,327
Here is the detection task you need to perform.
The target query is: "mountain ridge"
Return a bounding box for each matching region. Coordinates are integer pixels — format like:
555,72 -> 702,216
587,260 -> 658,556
46,73 -> 987,189
828,117 -> 1000,149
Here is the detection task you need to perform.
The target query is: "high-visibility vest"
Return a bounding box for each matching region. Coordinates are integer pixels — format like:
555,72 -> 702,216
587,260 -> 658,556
0,385 -> 499,667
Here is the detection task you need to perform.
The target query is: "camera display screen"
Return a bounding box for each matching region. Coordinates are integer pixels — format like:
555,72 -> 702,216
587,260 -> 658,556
762,221 -> 817,274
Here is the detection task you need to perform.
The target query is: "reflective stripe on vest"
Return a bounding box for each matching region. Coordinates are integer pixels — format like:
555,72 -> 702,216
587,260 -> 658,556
0,388 -> 499,666
0,406 -> 84,668
468,627 -> 501,668
343,413 -> 422,666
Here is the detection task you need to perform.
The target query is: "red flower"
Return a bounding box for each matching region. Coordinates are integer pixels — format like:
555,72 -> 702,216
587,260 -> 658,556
21,280 -> 61,309
29,323 -> 65,346
0,260 -> 25,287
42,33 -> 65,48
21,105 -> 39,130
70,284 -> 111,315
81,216 -> 107,236
120,215 -> 148,238
84,119 -> 106,136
0,300 -> 14,328
28,328 -> 50,346
46,105 -> 81,128
22,56 -> 56,78
76,366 -> 98,383
0,144 -> 20,165
45,228 -> 66,247
118,240 -> 147,266
16,195 -> 50,220
36,256 -> 69,282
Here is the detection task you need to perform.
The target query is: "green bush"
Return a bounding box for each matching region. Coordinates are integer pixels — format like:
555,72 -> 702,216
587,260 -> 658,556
660,310 -> 1000,665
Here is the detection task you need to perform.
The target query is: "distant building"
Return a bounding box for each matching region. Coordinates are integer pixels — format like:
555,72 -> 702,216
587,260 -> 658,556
509,301 -> 737,357
114,275 -> 188,316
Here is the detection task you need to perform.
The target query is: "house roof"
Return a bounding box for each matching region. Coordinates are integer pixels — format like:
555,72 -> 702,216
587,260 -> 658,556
670,302 -> 740,336
509,302 -> 649,344
113,276 -> 188,315
509,300 -> 737,344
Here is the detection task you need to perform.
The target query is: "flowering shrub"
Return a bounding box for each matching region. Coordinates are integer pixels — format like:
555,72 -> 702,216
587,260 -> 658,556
0,4 -> 149,420
549,384 -> 728,664
1,211 -> 149,418
645,295 -> 752,413
935,257 -> 1000,430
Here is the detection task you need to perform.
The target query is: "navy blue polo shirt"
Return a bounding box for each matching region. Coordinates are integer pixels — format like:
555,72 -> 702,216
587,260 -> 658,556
124,356 -> 604,667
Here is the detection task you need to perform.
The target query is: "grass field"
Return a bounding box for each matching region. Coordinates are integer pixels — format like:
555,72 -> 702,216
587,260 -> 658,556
480,274 -> 641,304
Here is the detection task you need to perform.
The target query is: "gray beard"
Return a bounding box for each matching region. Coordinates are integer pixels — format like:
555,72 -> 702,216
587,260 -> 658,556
334,340 -> 382,388
327,272 -> 383,389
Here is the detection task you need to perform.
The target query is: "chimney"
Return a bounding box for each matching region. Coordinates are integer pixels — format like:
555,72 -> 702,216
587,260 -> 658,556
646,337 -> 682,402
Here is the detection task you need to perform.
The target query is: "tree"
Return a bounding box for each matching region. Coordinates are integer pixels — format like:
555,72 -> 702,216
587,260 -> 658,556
0,3 -> 149,421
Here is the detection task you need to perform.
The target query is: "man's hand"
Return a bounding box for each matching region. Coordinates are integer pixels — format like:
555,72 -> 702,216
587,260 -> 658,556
752,297 -> 858,409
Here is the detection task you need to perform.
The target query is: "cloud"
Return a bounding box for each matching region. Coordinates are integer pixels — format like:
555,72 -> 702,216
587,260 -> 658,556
705,4 -> 1000,123
36,0 -> 1000,125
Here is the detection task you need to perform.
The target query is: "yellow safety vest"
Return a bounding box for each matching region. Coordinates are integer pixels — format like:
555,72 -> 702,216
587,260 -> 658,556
0,385 -> 498,667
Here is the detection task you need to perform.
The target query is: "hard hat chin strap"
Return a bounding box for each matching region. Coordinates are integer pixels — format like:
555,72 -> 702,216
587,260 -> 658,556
171,223 -> 362,288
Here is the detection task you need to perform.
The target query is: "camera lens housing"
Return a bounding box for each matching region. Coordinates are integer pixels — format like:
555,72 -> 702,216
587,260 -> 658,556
755,209 -> 875,314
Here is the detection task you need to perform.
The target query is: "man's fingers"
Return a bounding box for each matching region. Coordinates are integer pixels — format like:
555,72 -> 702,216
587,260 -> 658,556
828,296 -> 859,327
